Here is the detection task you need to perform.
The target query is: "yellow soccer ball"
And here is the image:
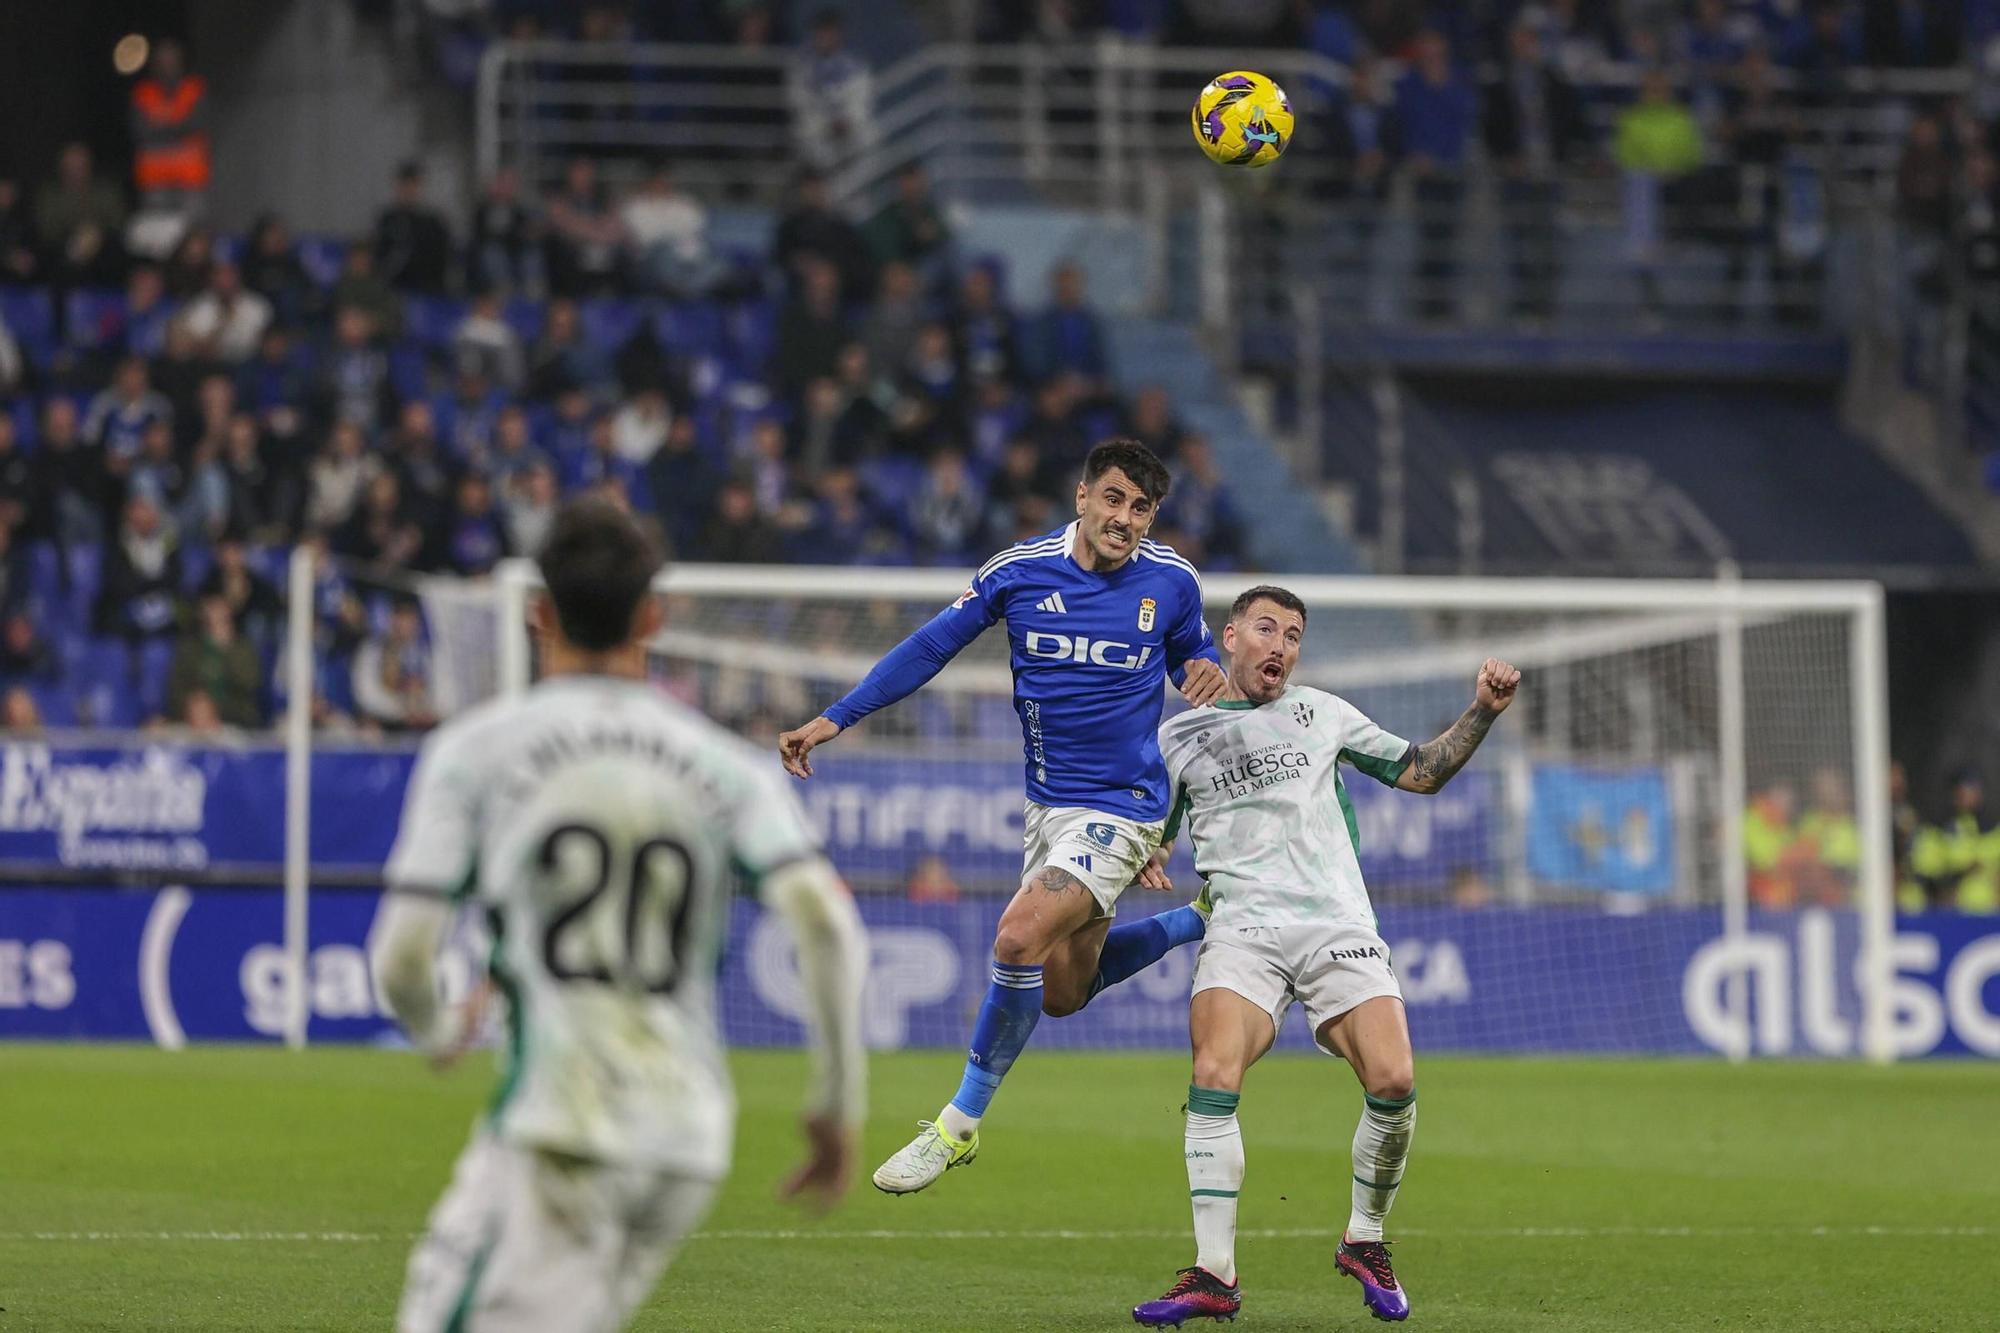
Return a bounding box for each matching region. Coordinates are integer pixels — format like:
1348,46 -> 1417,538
1190,71 -> 1294,168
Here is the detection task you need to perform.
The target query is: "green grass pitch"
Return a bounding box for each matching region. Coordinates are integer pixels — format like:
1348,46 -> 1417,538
2,1045 -> 1996,1331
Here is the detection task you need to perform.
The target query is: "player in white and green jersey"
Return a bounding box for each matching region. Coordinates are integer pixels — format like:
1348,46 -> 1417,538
1131,585 -> 1519,1327
369,499 -> 869,1333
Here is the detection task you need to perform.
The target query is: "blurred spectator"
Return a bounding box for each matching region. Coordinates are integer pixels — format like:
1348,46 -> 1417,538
527,298 -> 615,401
1896,112 -> 1952,238
1,685 -> 42,735
1912,769 -> 1998,913
1677,0 -> 1752,127
1862,0 -> 1960,67
238,326 -> 310,441
1020,374 -> 1090,474
0,177 -> 38,283
504,460 -> 559,557
0,614 -> 55,685
85,355 -> 173,463
1319,55 -> 1394,215
1023,262 -> 1107,386
178,260 -> 273,364
167,593 -> 263,728
645,416 -> 717,555
162,224 -> 214,299
32,399 -> 102,547
910,449 -> 981,561
315,306 -> 394,431
242,214 -> 313,327
486,404 -> 549,490
107,264 -> 176,363
373,162 -> 453,295
611,385 -> 673,464
1484,22 -> 1590,323
803,466 -> 888,562
544,157 -> 625,298
95,495 -> 183,643
34,142 -> 127,288
1122,385 -> 1187,461
453,289 -> 526,391
904,853 -> 962,903
1745,780 -> 1804,908
1448,867 -> 1495,910
306,419 -> 376,530
0,418 -> 28,542
1161,434 -> 1242,565
1395,31 -> 1476,321
469,167 -> 542,296
1615,71 -> 1705,319
985,437 -> 1062,543
1795,766 -> 1860,906
329,245 -> 403,340
0,313 -> 22,400
386,399 -> 455,535
702,478 -> 784,562
862,261 -> 925,384
773,256 -> 849,399
153,319 -> 223,427
564,412 -> 648,505
130,39 -> 211,213
742,417 -> 799,518
620,162 -> 719,298
444,473 -> 511,576
774,169 -> 871,301
866,161 -> 951,275
352,598 -> 437,730
902,322 -> 962,421
219,412 -> 288,541
197,534 -> 282,640
335,471 -> 423,570
0,520 -> 24,617
175,688 -> 228,736
952,262 -> 1021,386
790,8 -> 875,169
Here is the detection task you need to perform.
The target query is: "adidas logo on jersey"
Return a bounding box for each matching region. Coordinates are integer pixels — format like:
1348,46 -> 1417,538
1035,592 -> 1069,614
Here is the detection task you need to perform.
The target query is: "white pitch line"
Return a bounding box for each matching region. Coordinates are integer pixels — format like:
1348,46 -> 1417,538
3,1226 -> 1993,1244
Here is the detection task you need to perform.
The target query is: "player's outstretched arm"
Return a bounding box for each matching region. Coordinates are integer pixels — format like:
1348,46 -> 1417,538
762,856 -> 869,1211
368,893 -> 472,1067
1396,657 -> 1521,795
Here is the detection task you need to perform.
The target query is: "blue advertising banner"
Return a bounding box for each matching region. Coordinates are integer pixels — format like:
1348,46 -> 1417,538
1525,763 -> 1676,895
3,886 -> 1995,1059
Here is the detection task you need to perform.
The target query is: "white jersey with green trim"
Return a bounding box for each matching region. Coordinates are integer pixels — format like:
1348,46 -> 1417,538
1159,685 -> 1413,932
384,675 -> 819,1179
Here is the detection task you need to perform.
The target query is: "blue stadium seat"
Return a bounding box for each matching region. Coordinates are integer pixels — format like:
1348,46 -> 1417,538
26,542 -> 66,626
64,289 -> 128,353
213,234 -> 245,266
404,296 -> 467,348
297,236 -> 346,289
72,638 -> 138,729
180,545 -> 213,594
725,300 -> 777,375
28,682 -> 78,728
503,298 -> 545,345
63,545 -> 102,629
388,343 -> 431,400
0,287 -> 56,368
654,302 -> 724,354
581,299 -> 646,352
134,638 -> 176,720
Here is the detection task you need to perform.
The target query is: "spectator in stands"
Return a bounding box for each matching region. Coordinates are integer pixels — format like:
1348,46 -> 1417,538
172,688 -> 229,735
352,598 -> 437,731
85,355 -> 173,464
444,473 -> 511,576
1484,21 -> 1590,323
621,162 -> 719,298
565,412 -> 648,507
168,593 -> 263,728
219,411 -> 287,542
1,685 -> 42,735
334,470 -> 422,570
315,306 -> 394,432
1796,765 -> 1860,906
1395,31 -> 1476,322
740,417 -> 798,519
1121,384 -> 1186,461
504,460 -> 559,557
238,325 -> 311,443
902,322 -> 963,422
1019,373 -> 1089,474
774,169 -> 872,301
306,419 -> 375,531
1615,70 -> 1705,319
485,404 -> 547,490
1863,0 -> 1961,67
1897,111 -> 1952,238
951,262 -> 1021,386
0,614 -> 55,686
330,245 -> 403,340
386,399 -> 456,537
373,162 -> 453,295
32,399 -> 102,547
198,534 -> 282,640
610,385 -> 673,465
1677,1 -> 1751,126
828,341 -> 891,456
1744,779 -> 1804,907
0,519 -> 25,619
34,142 -> 126,289
1023,262 -> 1107,387
773,255 -> 849,400
95,495 -> 183,644
0,177 -> 38,283
646,416 -> 716,556
469,166 -> 542,296
803,465 -> 889,562
904,853 -> 962,903
702,478 -> 784,562
984,436 -> 1061,544
0,314 -> 23,401
866,161 -> 951,278
127,417 -> 191,528
544,157 -> 626,298
178,260 -> 273,364
452,288 -> 526,391
0,417 -> 29,537
152,318 -> 223,429
790,8 -> 875,170
130,39 -> 211,214
242,213 -> 313,328
1912,769 -> 1998,913
526,297 -> 615,401
1160,433 -> 1243,566
862,261 -> 926,385
162,224 -> 214,299
910,449 -> 982,562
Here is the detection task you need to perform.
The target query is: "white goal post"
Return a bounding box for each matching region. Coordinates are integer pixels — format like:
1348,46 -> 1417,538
467,559 -> 1894,1063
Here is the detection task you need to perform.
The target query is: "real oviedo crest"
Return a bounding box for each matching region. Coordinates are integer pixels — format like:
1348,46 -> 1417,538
1138,597 -> 1156,632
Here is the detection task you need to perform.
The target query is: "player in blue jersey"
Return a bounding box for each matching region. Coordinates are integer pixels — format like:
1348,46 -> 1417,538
779,439 -> 1227,1194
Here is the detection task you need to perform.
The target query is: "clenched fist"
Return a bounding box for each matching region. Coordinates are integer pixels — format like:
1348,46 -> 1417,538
1476,658 -> 1521,714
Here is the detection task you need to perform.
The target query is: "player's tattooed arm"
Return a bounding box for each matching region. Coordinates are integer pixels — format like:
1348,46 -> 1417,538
1398,658 -> 1520,795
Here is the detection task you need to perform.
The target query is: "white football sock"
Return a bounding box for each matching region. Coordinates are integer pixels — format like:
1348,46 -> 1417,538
1347,1091 -> 1415,1242
1185,1086 -> 1244,1286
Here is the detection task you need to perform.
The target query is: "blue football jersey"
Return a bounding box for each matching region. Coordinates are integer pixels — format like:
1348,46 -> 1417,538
825,522 -> 1217,821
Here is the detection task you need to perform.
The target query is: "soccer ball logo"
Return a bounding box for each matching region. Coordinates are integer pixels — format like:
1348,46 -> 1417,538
1191,71 -> 1293,168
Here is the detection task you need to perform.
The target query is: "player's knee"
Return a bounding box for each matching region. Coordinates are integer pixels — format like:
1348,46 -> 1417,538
992,918 -> 1045,967
1190,1053 -> 1243,1094
1365,1061 -> 1415,1105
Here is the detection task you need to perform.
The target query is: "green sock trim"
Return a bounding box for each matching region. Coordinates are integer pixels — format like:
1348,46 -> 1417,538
1364,1088 -> 1416,1113
1187,1085 -> 1240,1117
1190,1188 -> 1240,1198
1353,1173 -> 1403,1191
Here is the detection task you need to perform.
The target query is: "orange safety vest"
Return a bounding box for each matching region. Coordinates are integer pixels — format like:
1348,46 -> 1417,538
133,75 -> 211,191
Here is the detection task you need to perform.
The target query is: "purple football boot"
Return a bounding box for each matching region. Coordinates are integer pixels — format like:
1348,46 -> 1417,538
1132,1267 -> 1241,1327
1336,1236 -> 1409,1321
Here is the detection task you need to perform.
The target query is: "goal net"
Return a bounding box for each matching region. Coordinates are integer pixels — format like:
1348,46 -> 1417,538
428,563 -> 1890,1060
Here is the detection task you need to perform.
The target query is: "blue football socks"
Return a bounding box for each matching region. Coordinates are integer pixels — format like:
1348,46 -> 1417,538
944,961 -> 1044,1130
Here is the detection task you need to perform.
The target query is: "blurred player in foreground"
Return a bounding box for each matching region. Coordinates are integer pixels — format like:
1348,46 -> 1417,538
1132,586 -> 1519,1326
371,498 -> 868,1333
779,439 -> 1226,1194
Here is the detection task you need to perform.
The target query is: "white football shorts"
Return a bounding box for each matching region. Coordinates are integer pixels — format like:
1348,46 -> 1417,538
1020,803 -> 1165,917
396,1131 -> 719,1333
1192,922 -> 1403,1053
